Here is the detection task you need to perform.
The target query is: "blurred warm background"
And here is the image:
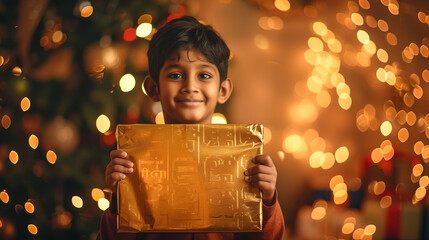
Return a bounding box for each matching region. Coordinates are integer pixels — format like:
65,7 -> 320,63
1,0 -> 428,239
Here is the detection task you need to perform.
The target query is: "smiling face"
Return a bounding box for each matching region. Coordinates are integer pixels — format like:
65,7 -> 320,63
145,48 -> 232,124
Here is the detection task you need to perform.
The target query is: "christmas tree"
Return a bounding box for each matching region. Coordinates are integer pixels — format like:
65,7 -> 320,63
0,0 -> 188,238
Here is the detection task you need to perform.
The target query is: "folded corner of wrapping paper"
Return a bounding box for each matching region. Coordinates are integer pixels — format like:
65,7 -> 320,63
116,124 -> 263,232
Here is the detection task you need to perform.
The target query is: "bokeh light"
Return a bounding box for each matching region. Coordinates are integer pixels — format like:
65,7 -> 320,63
119,73 -> 136,92
9,150 -> 18,164
98,198 -> 110,211
29,134 -> 39,149
20,97 -> 30,112
211,113 -> 227,124
46,150 -> 57,164
96,114 -> 110,133
136,23 -> 153,38
72,196 -> 83,208
91,188 -> 105,202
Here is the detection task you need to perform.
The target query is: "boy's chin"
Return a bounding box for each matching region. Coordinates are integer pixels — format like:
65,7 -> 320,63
174,115 -> 211,124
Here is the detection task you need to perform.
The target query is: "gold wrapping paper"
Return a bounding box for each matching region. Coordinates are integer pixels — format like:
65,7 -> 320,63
116,124 -> 263,232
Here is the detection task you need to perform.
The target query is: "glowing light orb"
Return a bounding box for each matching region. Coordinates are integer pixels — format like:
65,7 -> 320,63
119,74 -> 136,92
96,114 -> 110,133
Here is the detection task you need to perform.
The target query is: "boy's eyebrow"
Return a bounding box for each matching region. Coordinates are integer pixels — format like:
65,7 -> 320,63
163,63 -> 217,72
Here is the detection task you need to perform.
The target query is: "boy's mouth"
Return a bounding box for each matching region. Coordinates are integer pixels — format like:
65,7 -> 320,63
175,98 -> 204,107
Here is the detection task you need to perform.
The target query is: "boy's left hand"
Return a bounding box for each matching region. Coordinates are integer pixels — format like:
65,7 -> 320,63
244,155 -> 277,206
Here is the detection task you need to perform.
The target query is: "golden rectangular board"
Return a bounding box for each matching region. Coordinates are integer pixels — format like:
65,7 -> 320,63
116,124 -> 263,232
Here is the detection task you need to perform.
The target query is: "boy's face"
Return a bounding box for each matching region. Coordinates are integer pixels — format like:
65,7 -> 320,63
149,49 -> 232,124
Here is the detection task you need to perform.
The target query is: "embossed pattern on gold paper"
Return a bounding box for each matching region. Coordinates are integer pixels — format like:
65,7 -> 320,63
116,124 -> 263,232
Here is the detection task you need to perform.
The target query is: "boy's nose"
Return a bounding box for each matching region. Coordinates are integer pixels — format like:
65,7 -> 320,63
181,77 -> 199,93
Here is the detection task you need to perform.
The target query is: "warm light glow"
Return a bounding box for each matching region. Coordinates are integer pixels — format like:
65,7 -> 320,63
386,32 -> 398,46
351,13 -> 363,26
254,34 -> 269,50
155,112 -> 165,124
12,66 -> 22,76
0,190 -> 9,203
119,73 -> 136,92
307,75 -> 323,93
353,228 -> 365,239
9,150 -> 18,164
364,224 -> 376,235
377,19 -> 389,32
136,23 -> 152,38
91,188 -> 105,202
46,150 -> 57,164
313,22 -> 327,36
365,15 -> 377,28
1,115 -> 11,129
338,93 -> 352,110
316,90 -> 331,108
211,113 -> 227,124
371,148 -> 383,163
96,114 -> 110,133
309,151 -> 325,168
406,111 -> 417,126
277,151 -> 285,161
321,152 -> 335,169
380,121 -> 392,136
397,128 -> 409,143
327,38 -> 342,53
342,222 -> 355,234
72,196 -> 83,208
413,164 -> 424,177
377,48 -> 389,63
274,0 -> 290,11
330,175 -> 344,190
308,37 -> 323,52
357,30 -> 370,44
21,97 -> 31,111
28,134 -> 39,149
81,6 -> 93,18
311,207 -> 326,220
263,127 -> 272,144
423,69 -> 429,83
283,135 -> 303,153
138,14 -> 152,24
380,195 -> 392,208
334,146 -> 348,163
28,224 -> 38,235
420,176 -> 429,188
415,187 -> 427,200
98,198 -> 110,211
373,181 -> 386,195
25,201 -> 35,213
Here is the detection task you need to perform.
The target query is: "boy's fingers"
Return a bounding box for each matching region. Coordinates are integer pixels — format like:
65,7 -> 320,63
252,155 -> 274,167
110,150 -> 127,159
106,164 -> 134,175
244,164 -> 273,176
108,158 -> 134,168
244,173 -> 274,183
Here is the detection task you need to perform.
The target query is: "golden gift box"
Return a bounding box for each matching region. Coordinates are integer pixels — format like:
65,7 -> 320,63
116,124 -> 263,232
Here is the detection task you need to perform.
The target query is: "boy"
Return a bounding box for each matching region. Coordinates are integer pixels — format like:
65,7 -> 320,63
97,16 -> 285,240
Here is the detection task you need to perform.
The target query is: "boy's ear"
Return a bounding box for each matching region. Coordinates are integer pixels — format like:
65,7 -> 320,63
217,78 -> 233,104
143,76 -> 160,102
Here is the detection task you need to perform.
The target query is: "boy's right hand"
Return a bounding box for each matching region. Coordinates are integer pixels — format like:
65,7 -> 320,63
105,150 -> 134,194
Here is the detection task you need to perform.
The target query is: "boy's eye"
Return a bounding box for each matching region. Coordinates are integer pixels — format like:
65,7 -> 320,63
199,73 -> 212,79
168,73 -> 182,79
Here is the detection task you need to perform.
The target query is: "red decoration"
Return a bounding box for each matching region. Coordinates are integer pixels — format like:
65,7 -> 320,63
123,28 -> 136,42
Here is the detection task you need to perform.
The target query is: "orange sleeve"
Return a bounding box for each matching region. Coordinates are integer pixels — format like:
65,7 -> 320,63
96,194 -> 136,240
248,190 -> 285,240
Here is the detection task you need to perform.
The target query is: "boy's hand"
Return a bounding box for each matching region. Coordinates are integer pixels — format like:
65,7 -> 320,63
105,150 -> 134,194
244,155 -> 277,206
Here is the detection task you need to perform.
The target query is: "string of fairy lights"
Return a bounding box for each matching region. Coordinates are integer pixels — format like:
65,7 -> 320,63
1,0 -> 428,238
249,0 -> 428,238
